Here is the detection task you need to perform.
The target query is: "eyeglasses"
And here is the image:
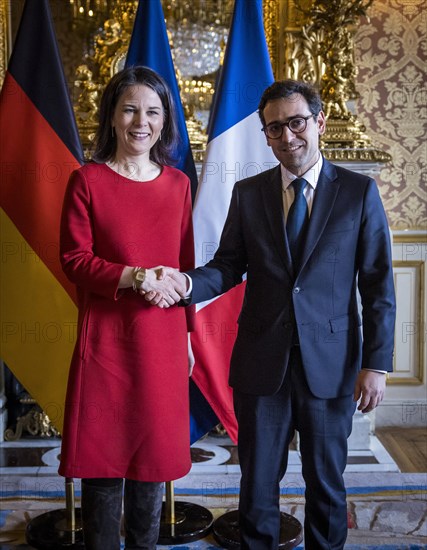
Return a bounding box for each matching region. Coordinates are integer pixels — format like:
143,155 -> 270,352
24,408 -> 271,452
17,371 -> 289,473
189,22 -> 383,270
262,115 -> 315,139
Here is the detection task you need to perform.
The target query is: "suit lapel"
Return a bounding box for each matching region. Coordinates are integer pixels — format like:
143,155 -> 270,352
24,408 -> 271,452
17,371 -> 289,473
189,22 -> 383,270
261,165 -> 294,279
299,159 -> 340,272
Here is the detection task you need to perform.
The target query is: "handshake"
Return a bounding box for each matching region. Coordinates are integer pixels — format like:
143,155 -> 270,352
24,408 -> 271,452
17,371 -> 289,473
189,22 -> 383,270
136,266 -> 189,308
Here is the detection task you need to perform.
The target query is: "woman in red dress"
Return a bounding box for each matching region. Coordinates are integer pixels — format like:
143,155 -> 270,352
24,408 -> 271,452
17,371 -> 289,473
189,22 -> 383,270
59,66 -> 195,550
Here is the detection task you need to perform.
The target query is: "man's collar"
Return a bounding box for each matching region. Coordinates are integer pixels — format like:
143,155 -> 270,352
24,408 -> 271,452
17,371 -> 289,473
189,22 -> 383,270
281,154 -> 323,191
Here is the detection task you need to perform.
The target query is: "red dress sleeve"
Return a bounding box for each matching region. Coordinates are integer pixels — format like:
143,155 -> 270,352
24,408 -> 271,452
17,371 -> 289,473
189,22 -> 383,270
60,168 -> 125,300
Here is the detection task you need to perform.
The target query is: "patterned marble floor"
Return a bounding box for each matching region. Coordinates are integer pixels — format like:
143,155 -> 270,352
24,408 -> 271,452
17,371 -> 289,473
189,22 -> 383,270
1,434 -> 426,549
0,431 -> 400,477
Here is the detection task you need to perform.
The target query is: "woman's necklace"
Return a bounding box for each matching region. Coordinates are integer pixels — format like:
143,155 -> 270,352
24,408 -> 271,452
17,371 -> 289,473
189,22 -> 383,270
106,160 -> 160,182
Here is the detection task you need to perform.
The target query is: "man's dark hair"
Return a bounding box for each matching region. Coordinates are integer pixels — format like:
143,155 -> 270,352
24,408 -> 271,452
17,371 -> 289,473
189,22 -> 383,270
258,80 -> 323,126
93,66 -> 180,166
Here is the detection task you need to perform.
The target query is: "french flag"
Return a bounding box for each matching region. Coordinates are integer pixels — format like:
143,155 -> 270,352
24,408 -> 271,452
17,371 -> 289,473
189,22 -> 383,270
190,0 -> 278,443
124,0 -> 219,443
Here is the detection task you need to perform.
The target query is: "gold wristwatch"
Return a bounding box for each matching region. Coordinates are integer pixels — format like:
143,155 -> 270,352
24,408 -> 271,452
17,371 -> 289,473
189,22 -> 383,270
132,267 -> 147,291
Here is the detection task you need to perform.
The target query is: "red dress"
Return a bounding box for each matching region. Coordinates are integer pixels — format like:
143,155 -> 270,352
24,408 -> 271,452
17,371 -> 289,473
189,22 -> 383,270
58,163 -> 195,481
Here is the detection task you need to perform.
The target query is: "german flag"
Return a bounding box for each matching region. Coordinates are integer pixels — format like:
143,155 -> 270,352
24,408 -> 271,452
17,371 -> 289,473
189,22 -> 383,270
0,0 -> 83,432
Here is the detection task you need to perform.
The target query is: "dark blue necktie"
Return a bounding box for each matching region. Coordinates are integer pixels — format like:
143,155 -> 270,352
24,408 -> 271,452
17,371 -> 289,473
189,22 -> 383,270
286,178 -> 309,266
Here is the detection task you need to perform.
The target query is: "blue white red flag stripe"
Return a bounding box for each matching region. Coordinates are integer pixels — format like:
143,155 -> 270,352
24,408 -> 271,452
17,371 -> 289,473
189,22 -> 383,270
190,0 -> 278,443
125,0 -> 219,442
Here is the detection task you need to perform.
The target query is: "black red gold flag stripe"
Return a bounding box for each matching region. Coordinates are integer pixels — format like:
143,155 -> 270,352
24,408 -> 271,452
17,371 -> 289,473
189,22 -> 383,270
0,0 -> 83,431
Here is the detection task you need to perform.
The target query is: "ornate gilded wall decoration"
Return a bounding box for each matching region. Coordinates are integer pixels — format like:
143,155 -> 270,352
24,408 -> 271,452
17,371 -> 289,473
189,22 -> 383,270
73,64 -> 103,142
72,2 -> 137,152
354,0 -> 426,230
275,0 -> 391,162
262,0 -> 281,77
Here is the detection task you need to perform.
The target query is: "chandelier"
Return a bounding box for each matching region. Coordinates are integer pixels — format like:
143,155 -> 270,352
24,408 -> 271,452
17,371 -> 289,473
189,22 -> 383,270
69,0 -> 112,20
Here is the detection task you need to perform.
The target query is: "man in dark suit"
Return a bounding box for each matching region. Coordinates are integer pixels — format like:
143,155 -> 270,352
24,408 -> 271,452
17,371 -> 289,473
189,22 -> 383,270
151,80 -> 396,549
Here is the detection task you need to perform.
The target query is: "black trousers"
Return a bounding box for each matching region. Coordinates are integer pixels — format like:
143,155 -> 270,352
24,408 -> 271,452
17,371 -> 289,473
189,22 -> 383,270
233,347 -> 355,550
81,478 -> 163,550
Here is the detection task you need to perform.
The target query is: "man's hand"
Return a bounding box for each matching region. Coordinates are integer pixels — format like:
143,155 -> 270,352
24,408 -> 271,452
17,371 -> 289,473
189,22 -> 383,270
353,370 -> 387,413
156,267 -> 188,289
139,266 -> 187,308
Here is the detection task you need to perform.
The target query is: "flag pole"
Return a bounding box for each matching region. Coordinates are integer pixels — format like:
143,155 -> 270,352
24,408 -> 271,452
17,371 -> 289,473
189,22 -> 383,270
158,480 -> 213,544
165,480 -> 176,523
65,478 -> 77,532
25,478 -> 84,549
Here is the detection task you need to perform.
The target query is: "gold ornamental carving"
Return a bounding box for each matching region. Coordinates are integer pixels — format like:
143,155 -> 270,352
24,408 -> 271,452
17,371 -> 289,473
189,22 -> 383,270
0,0 -> 11,88
278,0 -> 392,163
263,0 -> 281,78
301,0 -> 373,118
73,2 -> 138,153
4,395 -> 60,441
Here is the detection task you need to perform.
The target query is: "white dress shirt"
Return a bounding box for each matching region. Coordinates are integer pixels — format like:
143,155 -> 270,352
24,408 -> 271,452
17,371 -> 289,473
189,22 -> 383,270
281,153 -> 323,219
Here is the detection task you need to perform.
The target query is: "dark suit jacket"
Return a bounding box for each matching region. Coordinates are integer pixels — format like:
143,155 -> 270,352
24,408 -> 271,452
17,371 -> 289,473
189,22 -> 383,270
187,158 -> 396,399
